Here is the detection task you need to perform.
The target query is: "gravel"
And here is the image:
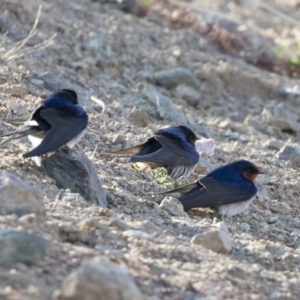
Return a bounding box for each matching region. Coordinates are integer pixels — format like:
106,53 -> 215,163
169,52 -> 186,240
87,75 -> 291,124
0,0 -> 299,299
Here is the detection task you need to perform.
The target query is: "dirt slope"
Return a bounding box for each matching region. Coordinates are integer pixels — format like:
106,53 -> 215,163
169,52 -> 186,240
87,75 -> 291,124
0,0 -> 300,299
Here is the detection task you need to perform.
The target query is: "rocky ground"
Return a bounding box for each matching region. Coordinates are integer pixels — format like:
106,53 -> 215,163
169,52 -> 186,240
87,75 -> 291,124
0,0 -> 300,299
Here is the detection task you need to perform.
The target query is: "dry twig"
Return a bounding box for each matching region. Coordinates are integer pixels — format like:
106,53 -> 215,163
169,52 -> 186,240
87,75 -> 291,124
2,5 -> 56,61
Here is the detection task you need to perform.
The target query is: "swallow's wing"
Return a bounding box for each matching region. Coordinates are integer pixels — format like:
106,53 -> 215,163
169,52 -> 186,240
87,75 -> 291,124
178,177 -> 257,209
23,108 -> 87,158
130,135 -> 199,166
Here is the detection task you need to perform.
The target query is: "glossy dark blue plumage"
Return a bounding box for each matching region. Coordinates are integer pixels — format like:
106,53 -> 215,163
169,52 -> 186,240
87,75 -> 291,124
205,161 -> 257,189
102,125 -> 200,179
161,160 -> 262,217
0,89 -> 88,158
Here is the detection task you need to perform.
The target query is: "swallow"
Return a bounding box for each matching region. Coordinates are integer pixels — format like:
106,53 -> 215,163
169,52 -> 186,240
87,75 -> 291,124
0,89 -> 88,158
158,160 -> 263,217
102,125 -> 201,179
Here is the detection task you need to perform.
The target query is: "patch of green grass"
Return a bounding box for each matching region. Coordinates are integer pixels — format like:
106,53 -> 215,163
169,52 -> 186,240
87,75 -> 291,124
137,0 -> 150,7
131,163 -> 142,174
152,168 -> 173,185
19,143 -> 27,154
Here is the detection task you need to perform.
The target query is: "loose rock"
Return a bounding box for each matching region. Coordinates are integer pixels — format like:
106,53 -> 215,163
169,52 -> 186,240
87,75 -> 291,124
262,101 -> 299,133
176,85 -> 201,106
153,68 -> 200,89
143,89 -> 191,125
190,229 -> 233,254
35,72 -> 72,92
240,222 -> 251,232
244,115 -> 265,132
159,197 -> 188,217
276,143 -> 300,168
127,109 -> 149,127
123,230 -> 153,240
266,216 -> 278,224
41,147 -> 107,206
0,230 -> 47,266
53,258 -> 144,300
0,171 -> 44,216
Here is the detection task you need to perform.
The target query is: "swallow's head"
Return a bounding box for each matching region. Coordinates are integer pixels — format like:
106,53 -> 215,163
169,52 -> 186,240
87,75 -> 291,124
61,89 -> 78,104
233,160 -> 264,182
179,125 -> 199,145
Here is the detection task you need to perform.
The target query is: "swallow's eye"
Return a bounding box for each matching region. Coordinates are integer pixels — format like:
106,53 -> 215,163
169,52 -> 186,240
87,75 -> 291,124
247,167 -> 258,174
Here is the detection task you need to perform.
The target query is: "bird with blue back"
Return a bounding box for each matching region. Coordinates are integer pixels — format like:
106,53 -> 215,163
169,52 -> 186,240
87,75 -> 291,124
0,89 -> 88,158
157,160 -> 264,217
102,125 -> 202,179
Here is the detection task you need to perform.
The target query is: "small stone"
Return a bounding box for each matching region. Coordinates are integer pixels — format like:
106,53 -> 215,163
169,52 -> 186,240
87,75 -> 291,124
18,213 -> 36,223
123,230 -> 153,240
276,143 -> 300,169
127,109 -> 149,127
176,85 -> 201,106
266,216 -> 278,224
112,134 -> 125,144
133,220 -> 163,235
262,101 -> 299,133
190,229 -> 233,254
0,171 -> 44,216
278,86 -> 300,98
77,218 -> 109,231
140,89 -> 191,125
159,197 -> 188,217
213,221 -> 229,232
53,258 -> 144,300
240,233 -> 253,240
244,115 -> 265,132
270,291 -> 281,299
35,72 -> 71,92
110,218 -> 131,231
0,230 -> 47,266
30,79 -> 44,86
263,139 -> 283,151
240,222 -> 250,232
58,224 -> 95,245
154,68 -> 200,89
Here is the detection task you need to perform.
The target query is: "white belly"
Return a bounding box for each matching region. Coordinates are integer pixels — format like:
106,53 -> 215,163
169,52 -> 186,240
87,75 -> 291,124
66,129 -> 86,148
169,164 -> 196,179
28,129 -> 86,149
218,198 -> 254,217
28,135 -> 44,148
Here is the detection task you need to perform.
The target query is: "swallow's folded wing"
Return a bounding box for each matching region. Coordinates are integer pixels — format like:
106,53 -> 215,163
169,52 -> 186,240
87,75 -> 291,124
23,108 -> 88,158
130,135 -> 199,166
178,177 -> 257,209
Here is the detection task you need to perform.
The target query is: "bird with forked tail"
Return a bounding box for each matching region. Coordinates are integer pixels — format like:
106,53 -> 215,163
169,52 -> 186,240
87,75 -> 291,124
102,125 -> 202,179
155,160 -> 264,217
0,89 -> 88,158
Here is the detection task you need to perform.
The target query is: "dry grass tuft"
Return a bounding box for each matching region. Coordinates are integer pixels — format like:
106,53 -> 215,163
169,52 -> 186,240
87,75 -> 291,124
1,5 -> 56,61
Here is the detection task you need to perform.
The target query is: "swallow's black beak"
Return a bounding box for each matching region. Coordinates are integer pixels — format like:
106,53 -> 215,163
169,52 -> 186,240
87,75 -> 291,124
258,170 -> 265,175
